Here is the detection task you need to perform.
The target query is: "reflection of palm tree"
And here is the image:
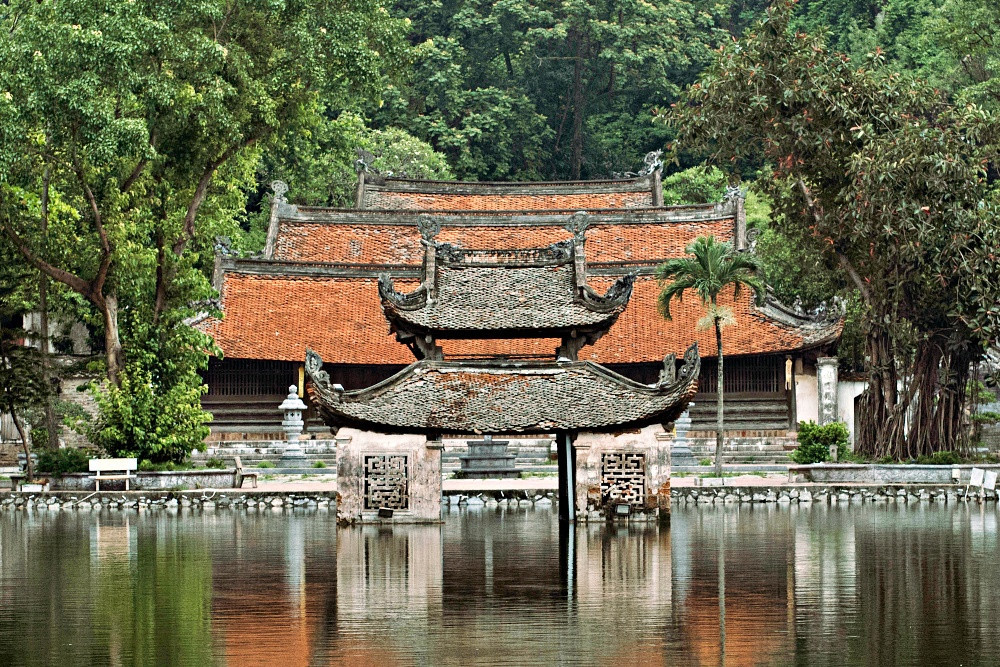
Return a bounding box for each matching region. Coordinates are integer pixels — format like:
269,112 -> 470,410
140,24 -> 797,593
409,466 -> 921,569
719,514 -> 726,666
657,236 -> 765,476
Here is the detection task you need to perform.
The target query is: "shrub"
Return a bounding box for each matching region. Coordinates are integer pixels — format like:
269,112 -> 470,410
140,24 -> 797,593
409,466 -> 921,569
89,363 -> 210,464
914,451 -> 963,465
312,461 -> 326,469
35,448 -> 91,476
258,460 -> 275,469
698,457 -> 712,467
205,457 -> 226,469
790,421 -> 850,464
138,460 -> 194,472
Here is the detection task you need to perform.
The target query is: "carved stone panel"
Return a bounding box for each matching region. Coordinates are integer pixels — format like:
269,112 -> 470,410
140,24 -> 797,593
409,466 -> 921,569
600,452 -> 646,507
363,454 -> 409,510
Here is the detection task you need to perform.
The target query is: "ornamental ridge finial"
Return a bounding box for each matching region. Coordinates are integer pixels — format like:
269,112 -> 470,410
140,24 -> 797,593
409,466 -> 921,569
417,214 -> 442,241
640,150 -> 663,175
270,180 -> 288,203
564,211 -> 589,242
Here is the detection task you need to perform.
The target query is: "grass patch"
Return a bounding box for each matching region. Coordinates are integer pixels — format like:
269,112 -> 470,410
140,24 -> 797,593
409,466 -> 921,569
698,458 -> 712,467
260,474 -> 275,481
521,471 -> 558,478
204,457 -> 226,469
257,460 -> 275,469
312,461 -> 326,468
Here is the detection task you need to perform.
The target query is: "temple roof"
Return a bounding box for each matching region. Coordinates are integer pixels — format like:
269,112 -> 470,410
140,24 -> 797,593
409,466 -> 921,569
378,230 -> 634,339
304,344 -> 700,435
200,182 -> 841,365
201,262 -> 841,364
356,174 -> 661,210
266,205 -> 738,263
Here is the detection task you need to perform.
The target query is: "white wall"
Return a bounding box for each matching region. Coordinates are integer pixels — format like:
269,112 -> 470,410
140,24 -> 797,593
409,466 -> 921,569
795,363 -> 818,425
837,380 -> 867,449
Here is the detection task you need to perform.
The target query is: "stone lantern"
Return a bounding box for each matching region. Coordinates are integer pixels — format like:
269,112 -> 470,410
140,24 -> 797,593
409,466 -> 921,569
278,385 -> 308,467
669,404 -> 699,467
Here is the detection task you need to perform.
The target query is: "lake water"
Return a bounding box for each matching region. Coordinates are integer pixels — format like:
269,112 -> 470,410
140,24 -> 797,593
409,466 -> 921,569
1,503 -> 998,666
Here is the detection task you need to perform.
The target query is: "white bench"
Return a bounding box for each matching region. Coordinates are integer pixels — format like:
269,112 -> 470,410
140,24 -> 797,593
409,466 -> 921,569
89,458 -> 138,491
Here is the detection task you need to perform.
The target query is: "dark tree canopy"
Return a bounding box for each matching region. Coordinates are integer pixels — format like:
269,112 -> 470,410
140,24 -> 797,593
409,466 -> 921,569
668,0 -> 1000,458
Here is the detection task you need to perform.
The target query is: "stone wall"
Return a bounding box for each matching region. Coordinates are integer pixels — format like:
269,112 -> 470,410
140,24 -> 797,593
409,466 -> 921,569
790,463 -> 1000,485
12,469 -> 240,491
673,484 -> 997,504
574,425 -> 670,523
335,427 -> 442,524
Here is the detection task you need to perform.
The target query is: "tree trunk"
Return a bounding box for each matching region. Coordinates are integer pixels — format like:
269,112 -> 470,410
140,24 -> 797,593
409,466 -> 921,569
715,317 -> 724,477
38,276 -> 58,449
10,406 -> 32,482
569,33 -> 585,180
38,164 -> 58,449
100,291 -> 125,386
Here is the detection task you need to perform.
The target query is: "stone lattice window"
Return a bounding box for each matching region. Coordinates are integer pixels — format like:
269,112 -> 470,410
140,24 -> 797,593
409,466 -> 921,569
600,452 -> 646,507
363,454 -> 409,510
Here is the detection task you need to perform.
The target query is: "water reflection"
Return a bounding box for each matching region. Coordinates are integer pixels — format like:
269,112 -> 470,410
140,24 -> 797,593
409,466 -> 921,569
1,504 -> 999,665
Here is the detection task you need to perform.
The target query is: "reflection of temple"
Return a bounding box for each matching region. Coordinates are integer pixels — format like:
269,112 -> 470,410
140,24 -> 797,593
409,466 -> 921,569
2,508 -> 1000,663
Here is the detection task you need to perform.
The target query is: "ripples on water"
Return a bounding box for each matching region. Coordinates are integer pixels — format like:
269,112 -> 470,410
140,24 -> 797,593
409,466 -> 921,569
0,503 -> 997,666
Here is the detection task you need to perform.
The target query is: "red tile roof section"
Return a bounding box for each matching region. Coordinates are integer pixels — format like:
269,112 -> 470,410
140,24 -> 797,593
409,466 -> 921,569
204,273 -> 826,364
273,219 -> 735,264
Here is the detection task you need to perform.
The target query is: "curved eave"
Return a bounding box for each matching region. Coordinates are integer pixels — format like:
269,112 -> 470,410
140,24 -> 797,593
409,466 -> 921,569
306,353 -> 699,435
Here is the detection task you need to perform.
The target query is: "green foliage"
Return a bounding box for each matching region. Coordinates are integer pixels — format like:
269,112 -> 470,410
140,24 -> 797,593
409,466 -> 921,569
698,457 -> 712,467
89,362 -> 210,464
912,450 -> 963,465
668,0 -> 1000,459
660,166 -> 728,205
204,457 -> 225,469
373,0 -> 722,179
35,448 -> 91,476
257,460 -> 275,469
656,236 -> 766,319
137,459 -> 195,472
312,461 -> 327,469
790,421 -> 850,464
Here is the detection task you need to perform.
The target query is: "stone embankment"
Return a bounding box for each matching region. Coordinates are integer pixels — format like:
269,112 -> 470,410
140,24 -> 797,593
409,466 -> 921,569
673,484 -> 997,504
1,484 -> 996,512
0,490 -> 337,512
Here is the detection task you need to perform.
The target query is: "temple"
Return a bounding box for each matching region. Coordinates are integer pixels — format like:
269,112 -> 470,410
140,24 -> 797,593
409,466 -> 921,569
301,215 -> 700,522
201,163 -> 842,460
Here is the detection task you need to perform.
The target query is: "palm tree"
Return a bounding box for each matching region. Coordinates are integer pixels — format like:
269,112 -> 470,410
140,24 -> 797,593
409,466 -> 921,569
657,235 -> 765,477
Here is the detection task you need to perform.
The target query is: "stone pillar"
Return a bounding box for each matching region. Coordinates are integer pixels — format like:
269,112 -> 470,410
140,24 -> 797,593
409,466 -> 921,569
334,427 -> 442,524
573,425 -> 670,523
816,357 -> 839,426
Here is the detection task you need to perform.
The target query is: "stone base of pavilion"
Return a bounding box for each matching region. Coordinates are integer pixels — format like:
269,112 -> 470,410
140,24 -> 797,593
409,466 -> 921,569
574,425 -> 671,524
334,424 -> 673,524
334,428 -> 443,524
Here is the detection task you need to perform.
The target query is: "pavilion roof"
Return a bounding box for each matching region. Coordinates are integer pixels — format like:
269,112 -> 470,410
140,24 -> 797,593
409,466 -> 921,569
378,230 -> 633,339
303,344 -> 700,435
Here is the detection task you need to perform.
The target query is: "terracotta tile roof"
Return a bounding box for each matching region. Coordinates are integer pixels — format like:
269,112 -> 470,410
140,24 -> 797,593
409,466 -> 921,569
359,176 -> 656,210
273,218 -> 735,264
203,270 -> 839,364
304,348 -> 700,434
